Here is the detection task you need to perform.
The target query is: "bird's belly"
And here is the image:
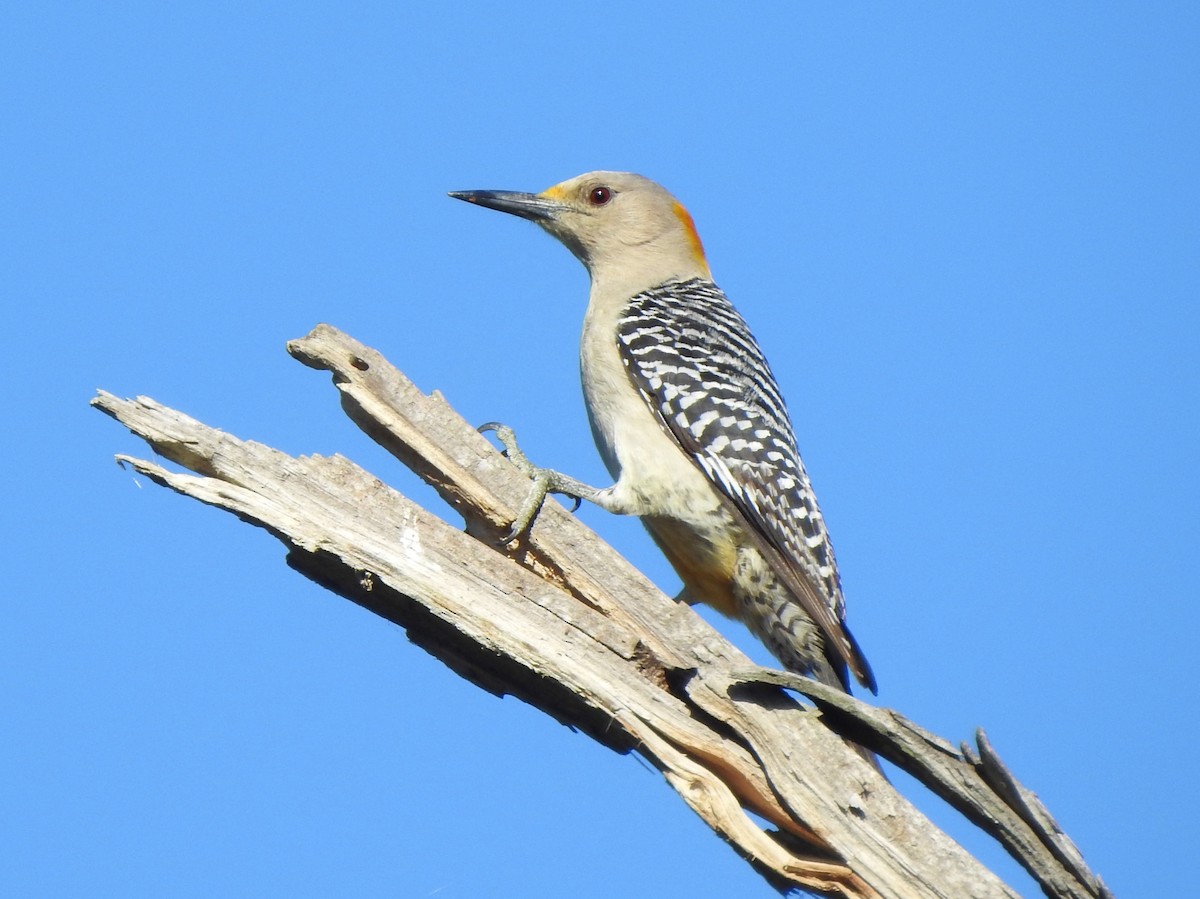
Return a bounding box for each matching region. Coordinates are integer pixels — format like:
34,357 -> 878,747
641,512 -> 742,618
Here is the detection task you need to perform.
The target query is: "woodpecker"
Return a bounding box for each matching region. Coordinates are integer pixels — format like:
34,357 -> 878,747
450,172 -> 875,694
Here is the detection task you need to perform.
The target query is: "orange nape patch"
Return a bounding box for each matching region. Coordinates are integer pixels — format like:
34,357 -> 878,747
672,201 -> 712,277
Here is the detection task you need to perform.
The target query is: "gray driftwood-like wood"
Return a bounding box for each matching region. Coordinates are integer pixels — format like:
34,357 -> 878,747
92,324 -> 1111,899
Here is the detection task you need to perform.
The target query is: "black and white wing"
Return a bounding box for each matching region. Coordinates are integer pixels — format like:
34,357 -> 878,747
617,278 -> 875,691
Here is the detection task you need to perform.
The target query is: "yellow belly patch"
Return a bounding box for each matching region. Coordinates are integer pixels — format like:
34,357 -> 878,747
643,515 -> 739,618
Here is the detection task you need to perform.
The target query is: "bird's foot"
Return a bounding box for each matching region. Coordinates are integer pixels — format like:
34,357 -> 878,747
479,422 -> 585,543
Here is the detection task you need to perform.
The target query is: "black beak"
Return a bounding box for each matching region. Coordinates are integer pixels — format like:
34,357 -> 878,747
448,189 -> 566,222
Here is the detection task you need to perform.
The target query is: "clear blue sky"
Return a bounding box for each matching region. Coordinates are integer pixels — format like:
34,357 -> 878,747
4,4 -> 1197,896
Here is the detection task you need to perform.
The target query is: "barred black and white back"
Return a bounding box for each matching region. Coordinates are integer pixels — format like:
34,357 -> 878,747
617,277 -> 874,690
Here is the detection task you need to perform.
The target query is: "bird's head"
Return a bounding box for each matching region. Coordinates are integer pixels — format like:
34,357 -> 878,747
450,171 -> 711,291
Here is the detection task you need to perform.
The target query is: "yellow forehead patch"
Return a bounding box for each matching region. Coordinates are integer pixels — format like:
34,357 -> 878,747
672,201 -> 711,276
541,183 -> 570,201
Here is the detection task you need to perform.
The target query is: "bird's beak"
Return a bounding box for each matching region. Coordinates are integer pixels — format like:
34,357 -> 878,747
448,189 -> 566,222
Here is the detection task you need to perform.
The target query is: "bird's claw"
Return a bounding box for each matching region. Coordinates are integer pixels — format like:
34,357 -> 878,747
478,421 -> 553,543
478,421 -> 594,545
478,421 -> 537,476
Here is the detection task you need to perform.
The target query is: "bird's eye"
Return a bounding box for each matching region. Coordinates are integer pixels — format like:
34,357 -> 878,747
588,186 -> 612,206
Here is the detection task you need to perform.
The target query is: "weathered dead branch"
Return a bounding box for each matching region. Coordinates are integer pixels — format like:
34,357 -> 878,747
92,324 -> 1111,899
